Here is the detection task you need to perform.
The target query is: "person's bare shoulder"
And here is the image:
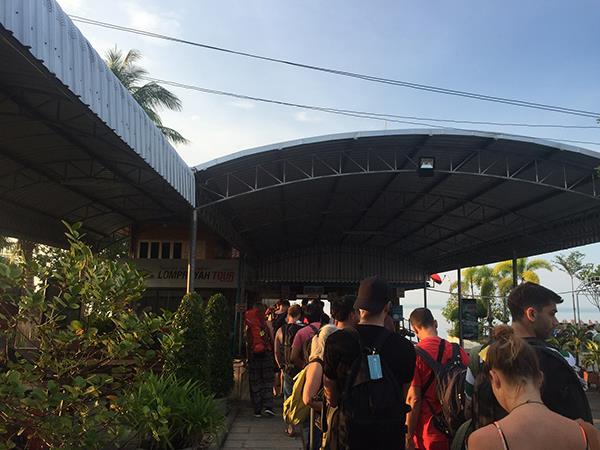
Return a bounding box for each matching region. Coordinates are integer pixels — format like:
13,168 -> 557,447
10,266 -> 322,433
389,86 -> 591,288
467,424 -> 504,450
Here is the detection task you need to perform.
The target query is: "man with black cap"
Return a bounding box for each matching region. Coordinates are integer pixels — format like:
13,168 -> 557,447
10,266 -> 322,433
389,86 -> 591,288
323,275 -> 416,450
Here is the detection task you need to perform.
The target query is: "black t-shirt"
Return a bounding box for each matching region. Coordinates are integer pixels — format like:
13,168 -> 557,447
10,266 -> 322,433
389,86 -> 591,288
525,337 -> 592,423
324,325 -> 416,394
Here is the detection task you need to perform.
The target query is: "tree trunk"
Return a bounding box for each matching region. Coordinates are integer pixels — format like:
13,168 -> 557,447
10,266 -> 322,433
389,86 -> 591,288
18,240 -> 35,290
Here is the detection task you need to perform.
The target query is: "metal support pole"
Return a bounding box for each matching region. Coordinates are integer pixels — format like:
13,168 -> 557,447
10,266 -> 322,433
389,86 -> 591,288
232,253 -> 244,355
576,290 -> 582,325
238,254 -> 247,356
309,408 -> 315,450
457,268 -> 463,347
512,256 -> 518,288
186,208 -> 198,294
423,272 -> 428,308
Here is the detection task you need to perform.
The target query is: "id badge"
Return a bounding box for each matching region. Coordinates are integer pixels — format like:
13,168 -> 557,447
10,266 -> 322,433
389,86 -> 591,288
367,354 -> 383,380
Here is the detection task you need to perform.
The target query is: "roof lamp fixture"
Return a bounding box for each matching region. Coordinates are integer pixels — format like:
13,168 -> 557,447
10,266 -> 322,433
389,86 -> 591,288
418,156 -> 435,177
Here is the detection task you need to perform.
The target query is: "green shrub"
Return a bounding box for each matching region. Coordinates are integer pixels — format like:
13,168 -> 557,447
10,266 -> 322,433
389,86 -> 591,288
0,223 -> 182,450
170,292 -> 207,382
204,293 -> 233,397
123,372 -> 223,449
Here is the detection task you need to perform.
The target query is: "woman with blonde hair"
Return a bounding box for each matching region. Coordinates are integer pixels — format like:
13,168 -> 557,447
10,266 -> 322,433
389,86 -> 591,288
303,324 -> 338,450
468,325 -> 600,450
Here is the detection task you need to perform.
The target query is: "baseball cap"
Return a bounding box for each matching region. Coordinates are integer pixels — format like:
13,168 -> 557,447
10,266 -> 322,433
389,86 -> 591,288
354,275 -> 391,313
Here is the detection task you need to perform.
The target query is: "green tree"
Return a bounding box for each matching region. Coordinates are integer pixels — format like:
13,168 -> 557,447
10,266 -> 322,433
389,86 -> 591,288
553,251 -> 591,324
170,292 -> 208,383
444,265 -> 499,340
0,222 -> 182,449
105,47 -> 188,145
204,293 -> 233,398
493,257 -> 553,298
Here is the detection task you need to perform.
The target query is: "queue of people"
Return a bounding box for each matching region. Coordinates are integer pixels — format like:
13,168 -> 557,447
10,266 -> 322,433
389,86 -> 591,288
244,276 -> 600,450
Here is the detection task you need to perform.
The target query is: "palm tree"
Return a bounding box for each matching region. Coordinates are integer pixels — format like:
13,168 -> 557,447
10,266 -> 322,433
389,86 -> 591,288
554,251 -> 591,324
493,257 -> 553,297
105,47 -> 188,145
472,265 -> 498,328
446,265 -> 500,339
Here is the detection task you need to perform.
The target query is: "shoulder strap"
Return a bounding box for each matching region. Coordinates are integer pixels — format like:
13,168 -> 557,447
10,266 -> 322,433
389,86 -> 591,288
418,339 -> 446,397
450,419 -> 473,450
450,342 -> 460,361
468,344 -> 484,377
416,339 -> 445,374
371,327 -> 392,353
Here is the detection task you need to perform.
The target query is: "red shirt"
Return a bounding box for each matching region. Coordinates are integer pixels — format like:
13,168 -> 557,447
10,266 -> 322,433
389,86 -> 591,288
411,336 -> 469,450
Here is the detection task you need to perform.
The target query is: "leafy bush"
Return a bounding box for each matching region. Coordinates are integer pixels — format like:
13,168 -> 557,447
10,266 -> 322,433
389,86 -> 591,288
170,292 -> 208,382
204,293 -> 233,397
123,372 -> 223,449
0,223 -> 182,450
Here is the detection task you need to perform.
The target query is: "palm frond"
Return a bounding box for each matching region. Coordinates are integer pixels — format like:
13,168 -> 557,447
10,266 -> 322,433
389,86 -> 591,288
104,46 -> 189,146
521,270 -> 540,284
133,82 -> 183,112
526,258 -> 553,272
157,126 -> 189,145
492,260 -> 512,276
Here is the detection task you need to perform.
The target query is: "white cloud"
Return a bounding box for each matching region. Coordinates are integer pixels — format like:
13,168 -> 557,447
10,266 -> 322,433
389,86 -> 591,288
56,0 -> 86,14
230,100 -> 256,110
190,115 -> 201,121
294,111 -> 321,123
122,1 -> 181,39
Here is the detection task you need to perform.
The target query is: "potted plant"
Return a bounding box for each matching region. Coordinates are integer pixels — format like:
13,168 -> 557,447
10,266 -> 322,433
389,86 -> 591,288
582,340 -> 600,389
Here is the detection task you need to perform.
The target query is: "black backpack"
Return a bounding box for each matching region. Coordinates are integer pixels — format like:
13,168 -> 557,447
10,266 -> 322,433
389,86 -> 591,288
416,339 -> 467,438
282,322 -> 304,374
337,328 -> 409,448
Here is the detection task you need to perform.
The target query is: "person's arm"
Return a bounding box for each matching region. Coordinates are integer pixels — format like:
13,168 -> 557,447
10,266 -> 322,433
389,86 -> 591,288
274,328 -> 284,369
266,320 -> 274,342
302,362 -> 323,411
405,385 -> 421,450
324,375 -> 340,407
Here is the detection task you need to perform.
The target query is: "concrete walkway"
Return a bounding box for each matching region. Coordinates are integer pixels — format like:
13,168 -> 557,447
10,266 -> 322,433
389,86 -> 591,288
222,400 -> 304,450
587,391 -> 600,429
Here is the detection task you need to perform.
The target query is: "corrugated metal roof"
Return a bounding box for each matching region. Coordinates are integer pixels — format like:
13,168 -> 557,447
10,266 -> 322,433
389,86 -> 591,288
257,245 -> 423,284
196,130 -> 600,274
0,0 -> 195,206
194,128 -> 600,172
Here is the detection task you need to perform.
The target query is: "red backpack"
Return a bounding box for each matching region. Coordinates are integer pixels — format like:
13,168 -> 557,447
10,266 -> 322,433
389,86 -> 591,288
245,308 -> 272,354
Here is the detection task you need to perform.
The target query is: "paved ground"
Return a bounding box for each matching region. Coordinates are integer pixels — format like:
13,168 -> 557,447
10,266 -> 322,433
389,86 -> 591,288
587,391 -> 600,429
221,392 -> 600,449
221,400 -> 304,450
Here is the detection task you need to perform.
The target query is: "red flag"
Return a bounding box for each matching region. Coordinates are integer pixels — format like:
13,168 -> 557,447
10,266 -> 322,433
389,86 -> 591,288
430,273 -> 442,284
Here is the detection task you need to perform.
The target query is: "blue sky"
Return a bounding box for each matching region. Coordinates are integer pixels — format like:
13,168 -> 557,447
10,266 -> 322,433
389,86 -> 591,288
58,0 -> 600,334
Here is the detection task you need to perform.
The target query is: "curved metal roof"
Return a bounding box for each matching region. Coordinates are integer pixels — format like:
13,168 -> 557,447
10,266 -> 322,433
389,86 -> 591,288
195,130 -> 600,274
0,0 -> 194,246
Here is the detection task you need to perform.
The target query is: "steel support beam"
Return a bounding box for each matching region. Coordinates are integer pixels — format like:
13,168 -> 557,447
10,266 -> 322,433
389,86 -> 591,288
186,208 -> 198,294
458,268 -> 463,347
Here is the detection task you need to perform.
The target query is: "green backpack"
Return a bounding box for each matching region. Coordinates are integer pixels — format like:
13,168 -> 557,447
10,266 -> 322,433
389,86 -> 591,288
451,344 -> 507,450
